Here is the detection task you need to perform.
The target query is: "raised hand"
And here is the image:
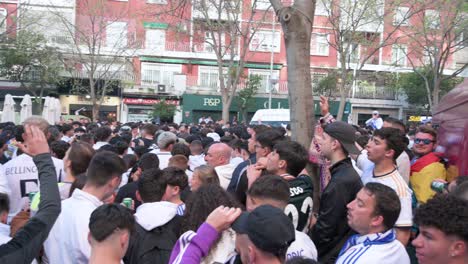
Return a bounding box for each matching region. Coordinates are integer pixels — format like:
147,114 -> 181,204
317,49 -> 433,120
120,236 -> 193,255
206,206 -> 242,232
319,95 -> 330,116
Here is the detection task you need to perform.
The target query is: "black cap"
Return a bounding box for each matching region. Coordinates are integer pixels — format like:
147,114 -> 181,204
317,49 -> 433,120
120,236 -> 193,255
324,121 -> 360,155
232,205 -> 295,255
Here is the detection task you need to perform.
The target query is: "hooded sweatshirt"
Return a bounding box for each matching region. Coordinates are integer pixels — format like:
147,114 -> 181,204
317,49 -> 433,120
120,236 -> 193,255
124,201 -> 182,264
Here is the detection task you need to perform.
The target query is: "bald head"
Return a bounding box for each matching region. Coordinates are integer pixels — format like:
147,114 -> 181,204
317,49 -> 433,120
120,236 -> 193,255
204,143 -> 232,167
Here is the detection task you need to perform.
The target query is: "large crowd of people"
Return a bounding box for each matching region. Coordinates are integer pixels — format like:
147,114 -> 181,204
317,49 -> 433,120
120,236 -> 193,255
0,96 -> 466,264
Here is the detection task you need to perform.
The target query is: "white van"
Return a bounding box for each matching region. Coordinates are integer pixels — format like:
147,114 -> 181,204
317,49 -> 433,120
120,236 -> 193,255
249,109 -> 290,127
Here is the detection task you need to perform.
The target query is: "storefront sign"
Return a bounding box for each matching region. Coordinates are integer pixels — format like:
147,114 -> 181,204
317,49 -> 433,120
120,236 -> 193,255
123,98 -> 179,106
203,98 -> 221,107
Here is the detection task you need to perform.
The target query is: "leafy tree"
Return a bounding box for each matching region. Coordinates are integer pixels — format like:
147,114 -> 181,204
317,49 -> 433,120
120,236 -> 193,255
0,30 -> 63,109
150,99 -> 178,123
397,68 -> 462,108
238,74 -> 261,123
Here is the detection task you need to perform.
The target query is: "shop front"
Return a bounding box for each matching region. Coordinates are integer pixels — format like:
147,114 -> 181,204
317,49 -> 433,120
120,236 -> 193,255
121,98 -> 180,123
181,94 -> 349,124
59,95 -> 120,121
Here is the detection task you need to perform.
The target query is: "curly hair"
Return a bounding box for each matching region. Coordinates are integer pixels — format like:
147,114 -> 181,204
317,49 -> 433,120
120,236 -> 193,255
414,194 -> 468,242
180,184 -> 240,235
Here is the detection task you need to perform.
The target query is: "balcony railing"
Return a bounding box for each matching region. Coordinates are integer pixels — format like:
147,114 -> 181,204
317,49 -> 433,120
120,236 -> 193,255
185,75 -> 288,94
353,85 -> 398,100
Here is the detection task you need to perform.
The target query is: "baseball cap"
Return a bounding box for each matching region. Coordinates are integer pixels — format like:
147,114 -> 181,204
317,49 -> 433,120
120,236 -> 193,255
232,205 -> 295,255
323,121 -> 360,155
372,110 -> 379,115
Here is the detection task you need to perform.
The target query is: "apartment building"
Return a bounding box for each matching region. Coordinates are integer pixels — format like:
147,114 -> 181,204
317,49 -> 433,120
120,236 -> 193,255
0,0 -> 465,124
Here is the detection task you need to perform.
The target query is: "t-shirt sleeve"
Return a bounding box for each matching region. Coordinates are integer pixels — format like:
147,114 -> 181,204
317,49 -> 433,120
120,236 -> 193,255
395,191 -> 413,227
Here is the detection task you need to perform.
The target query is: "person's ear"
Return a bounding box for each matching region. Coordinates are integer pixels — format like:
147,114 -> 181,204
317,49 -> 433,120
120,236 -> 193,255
385,149 -> 395,160
278,159 -> 287,170
0,212 -> 8,224
450,240 -> 467,258
120,231 -> 129,249
248,245 -> 256,263
87,231 -> 93,245
370,214 -> 384,229
110,176 -> 121,189
174,186 -> 180,195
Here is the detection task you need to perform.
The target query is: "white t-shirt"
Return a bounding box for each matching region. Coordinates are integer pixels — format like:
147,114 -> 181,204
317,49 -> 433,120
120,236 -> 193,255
43,189 -> 103,264
287,231 -> 318,261
0,154 -> 64,223
368,169 -> 413,227
189,154 -> 206,171
336,230 -> 410,264
357,150 -> 410,184
150,149 -> 172,169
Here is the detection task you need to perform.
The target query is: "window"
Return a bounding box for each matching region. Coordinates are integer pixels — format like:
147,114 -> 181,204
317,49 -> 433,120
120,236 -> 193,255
310,33 -> 329,56
199,67 -> 221,89
248,69 -> 279,92
145,29 -> 165,50
106,21 -> 128,48
205,31 -> 225,53
0,9 -> 6,35
141,63 -> 181,86
253,0 -> 271,10
423,46 -> 439,65
425,10 -> 440,29
346,43 -> 360,64
250,30 -> 281,52
315,0 -> 330,16
147,0 -> 167,4
391,45 -> 407,66
394,6 -> 410,26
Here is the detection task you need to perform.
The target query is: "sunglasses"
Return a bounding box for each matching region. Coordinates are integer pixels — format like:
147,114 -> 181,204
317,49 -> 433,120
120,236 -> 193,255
414,138 -> 434,145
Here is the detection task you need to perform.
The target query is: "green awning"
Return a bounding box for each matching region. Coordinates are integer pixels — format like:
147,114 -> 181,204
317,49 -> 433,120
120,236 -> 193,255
143,22 -> 169,29
139,57 -> 282,70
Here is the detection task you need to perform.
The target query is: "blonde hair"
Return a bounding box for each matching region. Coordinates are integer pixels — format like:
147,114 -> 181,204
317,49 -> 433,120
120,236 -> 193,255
23,116 -> 49,136
194,165 -> 220,186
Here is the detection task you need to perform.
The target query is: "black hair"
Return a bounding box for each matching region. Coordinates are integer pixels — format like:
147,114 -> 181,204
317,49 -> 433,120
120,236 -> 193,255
50,140 -> 70,159
122,154 -> 137,170
0,193 -> 9,214
364,182 -> 401,231
119,132 -> 132,144
78,133 -> 95,145
138,153 -> 160,171
171,143 -> 191,159
61,124 -> 73,134
162,167 -> 188,189
181,184 -> 239,235
97,144 -> 118,154
113,141 -> 129,156
273,140 -> 308,177
256,130 -> 286,151
373,127 -> 407,162
74,127 -> 86,133
455,175 -> 468,186
285,257 -> 318,264
247,175 -> 290,204
451,181 -> 468,202
138,169 -> 166,203
415,194 -> 468,242
95,126 -> 112,142
89,204 -> 135,242
356,134 -> 370,149
134,145 -> 150,159
69,173 -> 87,197
86,151 -> 126,187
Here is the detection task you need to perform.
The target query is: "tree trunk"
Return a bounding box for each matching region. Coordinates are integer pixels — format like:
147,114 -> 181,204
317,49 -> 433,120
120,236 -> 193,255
92,100 -> 100,121
276,6 -> 315,148
221,96 -> 230,123
432,76 -> 441,110
336,69 -> 348,121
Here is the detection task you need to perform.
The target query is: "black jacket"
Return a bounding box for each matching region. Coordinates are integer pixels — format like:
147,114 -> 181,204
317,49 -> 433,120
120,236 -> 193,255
309,158 -> 362,264
0,154 -> 61,263
124,215 -> 182,264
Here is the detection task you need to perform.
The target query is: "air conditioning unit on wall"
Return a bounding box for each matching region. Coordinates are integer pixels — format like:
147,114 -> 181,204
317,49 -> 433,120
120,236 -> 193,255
158,84 -> 166,93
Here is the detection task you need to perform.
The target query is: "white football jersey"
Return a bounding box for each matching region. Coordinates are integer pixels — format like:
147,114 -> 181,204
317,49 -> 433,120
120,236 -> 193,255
0,154 -> 64,223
